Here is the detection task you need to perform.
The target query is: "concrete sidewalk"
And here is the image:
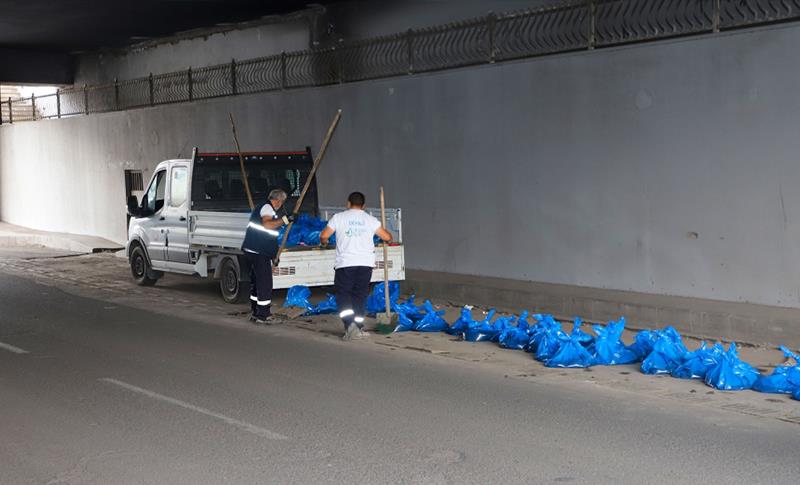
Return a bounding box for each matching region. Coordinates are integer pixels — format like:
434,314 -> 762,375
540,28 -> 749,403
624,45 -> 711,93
0,222 -> 122,254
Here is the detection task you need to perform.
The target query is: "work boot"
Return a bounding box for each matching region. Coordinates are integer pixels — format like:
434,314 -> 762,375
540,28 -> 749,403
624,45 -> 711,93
255,315 -> 275,326
342,323 -> 360,341
352,327 -> 370,340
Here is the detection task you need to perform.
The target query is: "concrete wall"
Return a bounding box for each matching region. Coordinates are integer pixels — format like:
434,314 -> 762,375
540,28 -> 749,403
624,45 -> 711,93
328,0 -> 557,40
3,23 -> 800,313
74,17 -> 312,85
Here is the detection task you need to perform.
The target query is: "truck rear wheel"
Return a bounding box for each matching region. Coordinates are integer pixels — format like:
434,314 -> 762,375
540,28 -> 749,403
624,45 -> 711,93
130,245 -> 159,286
219,257 -> 246,304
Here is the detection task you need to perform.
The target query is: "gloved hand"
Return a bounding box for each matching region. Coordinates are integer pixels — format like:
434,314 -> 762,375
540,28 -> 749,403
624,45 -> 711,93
287,213 -> 298,223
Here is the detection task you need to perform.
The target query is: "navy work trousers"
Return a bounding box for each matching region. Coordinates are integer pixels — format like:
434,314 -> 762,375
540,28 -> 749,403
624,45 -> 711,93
246,252 -> 273,319
334,266 -> 373,330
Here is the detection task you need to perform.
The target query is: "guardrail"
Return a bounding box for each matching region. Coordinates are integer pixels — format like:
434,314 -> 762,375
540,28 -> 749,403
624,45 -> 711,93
2,0 -> 799,124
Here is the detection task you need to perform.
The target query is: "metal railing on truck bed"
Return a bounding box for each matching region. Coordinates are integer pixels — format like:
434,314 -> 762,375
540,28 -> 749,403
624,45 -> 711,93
189,207 -> 403,252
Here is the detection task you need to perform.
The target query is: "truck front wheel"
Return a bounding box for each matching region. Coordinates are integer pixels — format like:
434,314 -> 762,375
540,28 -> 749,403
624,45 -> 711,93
219,257 -> 246,304
130,245 -> 159,286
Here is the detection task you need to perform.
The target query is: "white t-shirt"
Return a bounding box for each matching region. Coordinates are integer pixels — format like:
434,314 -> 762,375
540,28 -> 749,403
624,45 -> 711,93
326,209 -> 382,269
260,203 -> 276,218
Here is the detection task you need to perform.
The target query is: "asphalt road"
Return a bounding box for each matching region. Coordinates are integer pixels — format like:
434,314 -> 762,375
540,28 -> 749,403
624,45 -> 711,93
0,272 -> 798,485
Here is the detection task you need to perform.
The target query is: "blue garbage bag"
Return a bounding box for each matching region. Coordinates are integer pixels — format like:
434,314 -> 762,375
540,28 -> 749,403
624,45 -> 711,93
535,319 -> 568,362
627,329 -> 660,359
570,317 -> 595,348
488,315 -> 516,343
366,281 -> 400,314
463,309 -> 499,342
277,214 -> 335,247
394,311 -> 416,332
545,319 -> 595,368
516,311 -> 531,331
704,342 -> 760,391
671,341 -> 725,379
414,300 -> 449,332
283,285 -> 312,310
752,346 -> 800,394
303,230 -> 322,246
306,293 -> 337,315
641,327 -> 689,375
589,317 -> 639,365
794,387 -> 800,401
527,314 -> 559,355
498,311 -> 532,350
526,313 -> 554,352
447,306 -> 475,336
394,295 -> 427,322
391,295 -> 427,332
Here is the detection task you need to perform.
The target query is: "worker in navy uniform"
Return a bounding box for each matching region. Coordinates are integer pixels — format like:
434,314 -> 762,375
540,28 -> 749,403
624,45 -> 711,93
320,192 -> 393,340
241,189 -> 293,324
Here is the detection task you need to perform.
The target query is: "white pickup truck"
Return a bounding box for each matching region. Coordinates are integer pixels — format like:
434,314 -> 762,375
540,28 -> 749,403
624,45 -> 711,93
125,148 -> 405,303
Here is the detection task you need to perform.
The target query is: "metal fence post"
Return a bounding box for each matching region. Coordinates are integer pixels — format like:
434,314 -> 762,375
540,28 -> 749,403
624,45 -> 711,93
406,28 -> 415,74
187,68 -> 193,101
231,59 -> 237,95
56,89 -> 61,118
149,73 -> 154,106
84,84 -> 89,114
588,0 -> 596,49
336,46 -> 344,83
114,78 -> 120,110
8,97 -> 12,124
31,94 -> 36,120
487,12 -> 497,63
280,52 -> 287,89
712,0 -> 721,32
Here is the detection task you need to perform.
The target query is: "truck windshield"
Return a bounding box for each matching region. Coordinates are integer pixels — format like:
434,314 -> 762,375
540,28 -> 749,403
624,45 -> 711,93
191,158 -> 318,214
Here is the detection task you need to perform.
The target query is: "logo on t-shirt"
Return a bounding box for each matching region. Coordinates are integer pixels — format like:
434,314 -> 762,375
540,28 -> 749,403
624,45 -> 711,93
344,220 -> 367,238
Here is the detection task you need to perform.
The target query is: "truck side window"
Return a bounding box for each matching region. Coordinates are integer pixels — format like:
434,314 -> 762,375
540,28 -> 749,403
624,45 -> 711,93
169,166 -> 188,207
145,169 -> 166,214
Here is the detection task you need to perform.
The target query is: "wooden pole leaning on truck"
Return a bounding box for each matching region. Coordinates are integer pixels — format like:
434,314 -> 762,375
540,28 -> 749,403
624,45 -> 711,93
228,113 -> 255,210
274,108 -> 343,265
375,185 -> 397,332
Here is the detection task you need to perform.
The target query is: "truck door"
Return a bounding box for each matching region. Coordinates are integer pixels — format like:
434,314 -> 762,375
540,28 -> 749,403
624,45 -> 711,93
164,164 -> 191,264
141,168 -> 168,263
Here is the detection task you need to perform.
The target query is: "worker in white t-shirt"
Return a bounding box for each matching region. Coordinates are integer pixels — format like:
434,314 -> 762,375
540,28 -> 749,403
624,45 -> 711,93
320,191 -> 393,340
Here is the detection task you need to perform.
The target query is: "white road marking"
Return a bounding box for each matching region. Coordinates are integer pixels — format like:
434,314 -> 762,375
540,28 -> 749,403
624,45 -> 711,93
99,378 -> 287,440
0,340 -> 29,354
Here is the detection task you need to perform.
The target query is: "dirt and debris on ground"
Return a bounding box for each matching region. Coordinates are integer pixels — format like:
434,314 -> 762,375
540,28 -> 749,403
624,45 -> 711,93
0,251 -> 797,427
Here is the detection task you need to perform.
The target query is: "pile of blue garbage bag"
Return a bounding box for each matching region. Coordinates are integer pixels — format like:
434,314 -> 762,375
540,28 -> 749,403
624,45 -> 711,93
277,214 -> 383,248
284,283 -> 800,400
277,214 -> 333,247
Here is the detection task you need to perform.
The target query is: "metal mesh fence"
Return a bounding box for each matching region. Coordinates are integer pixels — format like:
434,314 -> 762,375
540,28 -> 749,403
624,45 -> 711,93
495,4 -> 590,60
236,55 -> 283,94
720,0 -> 800,28
3,0 -> 800,124
87,84 -> 117,113
412,18 -> 490,72
34,93 -> 59,119
340,33 -> 408,82
192,64 -> 233,99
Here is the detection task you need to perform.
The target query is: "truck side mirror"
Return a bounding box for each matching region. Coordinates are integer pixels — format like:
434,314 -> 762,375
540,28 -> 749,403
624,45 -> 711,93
127,195 -> 140,217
